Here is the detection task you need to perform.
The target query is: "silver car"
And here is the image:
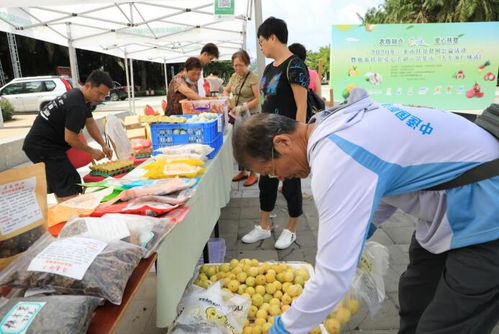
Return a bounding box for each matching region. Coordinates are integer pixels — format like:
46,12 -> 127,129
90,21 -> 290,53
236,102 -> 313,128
0,75 -> 74,112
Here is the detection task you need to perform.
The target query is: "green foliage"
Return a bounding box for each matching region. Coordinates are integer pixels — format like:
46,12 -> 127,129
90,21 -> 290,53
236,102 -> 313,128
203,60 -> 234,83
362,0 -> 498,24
0,99 -> 14,121
306,45 -> 330,81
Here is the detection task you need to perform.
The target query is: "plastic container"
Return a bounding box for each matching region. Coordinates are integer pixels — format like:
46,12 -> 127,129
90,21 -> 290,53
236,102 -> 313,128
150,114 -> 221,147
151,115 -> 224,159
180,97 -> 229,115
198,238 -> 227,264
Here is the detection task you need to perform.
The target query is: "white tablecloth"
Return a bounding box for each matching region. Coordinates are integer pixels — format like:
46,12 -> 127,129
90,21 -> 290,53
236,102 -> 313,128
155,127 -> 233,327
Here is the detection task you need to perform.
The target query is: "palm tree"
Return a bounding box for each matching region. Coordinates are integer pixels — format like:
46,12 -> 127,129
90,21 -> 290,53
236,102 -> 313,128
363,0 -> 498,23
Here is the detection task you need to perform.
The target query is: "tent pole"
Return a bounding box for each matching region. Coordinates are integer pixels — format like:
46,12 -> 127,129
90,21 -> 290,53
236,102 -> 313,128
130,57 -> 136,114
254,0 -> 264,81
66,23 -> 80,85
124,51 -> 132,113
163,59 -> 168,98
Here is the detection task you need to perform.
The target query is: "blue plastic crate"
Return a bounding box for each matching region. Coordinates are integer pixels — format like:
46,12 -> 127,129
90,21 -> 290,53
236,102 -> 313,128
150,114 -> 222,149
153,132 -> 223,159
206,133 -> 223,159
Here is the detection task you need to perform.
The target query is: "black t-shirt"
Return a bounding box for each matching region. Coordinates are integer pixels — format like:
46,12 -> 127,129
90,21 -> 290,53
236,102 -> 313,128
260,55 -> 309,119
23,88 -> 94,156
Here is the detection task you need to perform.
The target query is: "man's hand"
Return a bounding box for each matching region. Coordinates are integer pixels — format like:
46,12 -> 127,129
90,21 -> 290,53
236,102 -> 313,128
89,148 -> 106,161
101,145 -> 113,160
267,316 -> 289,334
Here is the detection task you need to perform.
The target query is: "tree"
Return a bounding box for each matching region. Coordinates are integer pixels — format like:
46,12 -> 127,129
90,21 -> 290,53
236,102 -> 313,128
363,0 -> 498,24
306,46 -> 330,81
203,60 -> 234,84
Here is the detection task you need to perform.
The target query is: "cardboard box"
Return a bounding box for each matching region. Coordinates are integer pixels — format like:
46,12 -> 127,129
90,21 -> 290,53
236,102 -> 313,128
124,115 -> 143,130
126,127 -> 146,139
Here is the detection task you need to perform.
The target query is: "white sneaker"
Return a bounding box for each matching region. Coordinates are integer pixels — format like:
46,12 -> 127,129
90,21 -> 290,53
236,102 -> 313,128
274,229 -> 296,249
241,225 -> 271,244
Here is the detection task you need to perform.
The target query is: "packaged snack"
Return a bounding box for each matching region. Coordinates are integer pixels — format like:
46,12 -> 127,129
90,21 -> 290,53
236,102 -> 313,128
0,295 -> 102,334
59,214 -> 176,258
0,234 -> 144,305
154,144 -> 214,157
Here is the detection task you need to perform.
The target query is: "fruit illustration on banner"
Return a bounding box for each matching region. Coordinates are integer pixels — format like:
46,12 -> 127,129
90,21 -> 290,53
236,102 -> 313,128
454,70 -> 465,80
365,72 -> 383,86
478,60 -> 490,72
365,24 -> 375,32
466,82 -> 484,98
348,66 -> 360,76
484,72 -> 496,81
342,84 -> 356,99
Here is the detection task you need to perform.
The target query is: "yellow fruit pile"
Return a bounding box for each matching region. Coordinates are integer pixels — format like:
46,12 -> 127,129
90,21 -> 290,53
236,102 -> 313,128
321,296 -> 359,334
194,259 -> 360,334
194,259 -> 310,333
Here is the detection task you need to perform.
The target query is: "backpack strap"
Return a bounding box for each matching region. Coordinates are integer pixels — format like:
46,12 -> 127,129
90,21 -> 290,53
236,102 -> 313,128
425,158 -> 499,191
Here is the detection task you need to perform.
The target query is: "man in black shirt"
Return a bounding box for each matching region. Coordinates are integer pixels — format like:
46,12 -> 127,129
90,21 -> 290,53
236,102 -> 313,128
23,70 -> 114,202
240,17 -> 309,250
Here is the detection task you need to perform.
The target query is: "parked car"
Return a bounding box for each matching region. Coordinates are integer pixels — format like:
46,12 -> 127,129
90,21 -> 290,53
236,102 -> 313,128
0,75 -> 74,112
106,81 -> 129,101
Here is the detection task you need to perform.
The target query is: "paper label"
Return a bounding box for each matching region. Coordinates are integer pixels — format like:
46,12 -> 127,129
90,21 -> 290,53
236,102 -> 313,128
0,301 -> 46,334
84,218 -> 130,242
27,237 -> 107,280
0,177 -> 42,236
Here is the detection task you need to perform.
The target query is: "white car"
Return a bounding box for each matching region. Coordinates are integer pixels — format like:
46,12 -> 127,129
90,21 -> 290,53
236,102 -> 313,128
0,76 -> 74,112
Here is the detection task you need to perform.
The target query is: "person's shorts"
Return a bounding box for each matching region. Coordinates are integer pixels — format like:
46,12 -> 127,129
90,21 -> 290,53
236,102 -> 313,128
24,150 -> 82,197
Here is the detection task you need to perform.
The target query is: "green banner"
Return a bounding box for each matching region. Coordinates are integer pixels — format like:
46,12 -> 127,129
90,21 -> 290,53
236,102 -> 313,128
214,0 -> 235,16
330,22 -> 499,110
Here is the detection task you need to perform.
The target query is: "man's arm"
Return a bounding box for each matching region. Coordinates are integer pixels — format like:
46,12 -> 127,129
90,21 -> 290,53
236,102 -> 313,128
84,117 -> 113,159
291,84 -> 308,123
64,128 -> 106,161
278,140 -> 381,333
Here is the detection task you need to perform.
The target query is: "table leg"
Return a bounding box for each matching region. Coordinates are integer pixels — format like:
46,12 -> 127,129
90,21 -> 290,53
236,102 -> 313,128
203,243 -> 209,263
214,220 -> 220,238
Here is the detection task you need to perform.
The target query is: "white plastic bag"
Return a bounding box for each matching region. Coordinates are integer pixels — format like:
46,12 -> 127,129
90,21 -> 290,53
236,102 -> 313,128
351,241 -> 389,316
155,144 -> 214,157
58,214 -> 176,258
169,281 -> 250,334
105,115 -> 133,160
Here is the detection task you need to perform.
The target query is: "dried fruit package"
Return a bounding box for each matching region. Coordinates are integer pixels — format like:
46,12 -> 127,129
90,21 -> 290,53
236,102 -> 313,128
59,214 -> 176,258
0,234 -> 144,305
169,281 -> 250,334
0,295 -> 102,334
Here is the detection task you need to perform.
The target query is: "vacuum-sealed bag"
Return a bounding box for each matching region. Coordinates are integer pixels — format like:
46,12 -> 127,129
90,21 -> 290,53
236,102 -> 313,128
0,234 -> 144,305
0,295 -> 102,334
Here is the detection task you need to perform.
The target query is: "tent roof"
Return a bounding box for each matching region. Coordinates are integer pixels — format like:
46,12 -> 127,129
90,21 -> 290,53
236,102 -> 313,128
0,0 -> 251,63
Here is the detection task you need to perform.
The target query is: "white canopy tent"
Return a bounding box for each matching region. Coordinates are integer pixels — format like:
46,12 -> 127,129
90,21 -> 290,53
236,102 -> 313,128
0,0 -> 263,113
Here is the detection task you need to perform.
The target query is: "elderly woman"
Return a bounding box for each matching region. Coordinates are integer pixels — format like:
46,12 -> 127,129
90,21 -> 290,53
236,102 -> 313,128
223,50 -> 260,186
232,89 -> 499,334
166,57 -> 203,115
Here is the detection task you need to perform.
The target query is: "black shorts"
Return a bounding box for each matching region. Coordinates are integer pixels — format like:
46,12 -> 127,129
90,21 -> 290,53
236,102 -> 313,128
24,150 -> 82,197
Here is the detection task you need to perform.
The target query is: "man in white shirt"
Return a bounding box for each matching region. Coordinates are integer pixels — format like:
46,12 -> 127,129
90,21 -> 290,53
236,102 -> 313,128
196,43 -> 219,97
232,89 -> 499,334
